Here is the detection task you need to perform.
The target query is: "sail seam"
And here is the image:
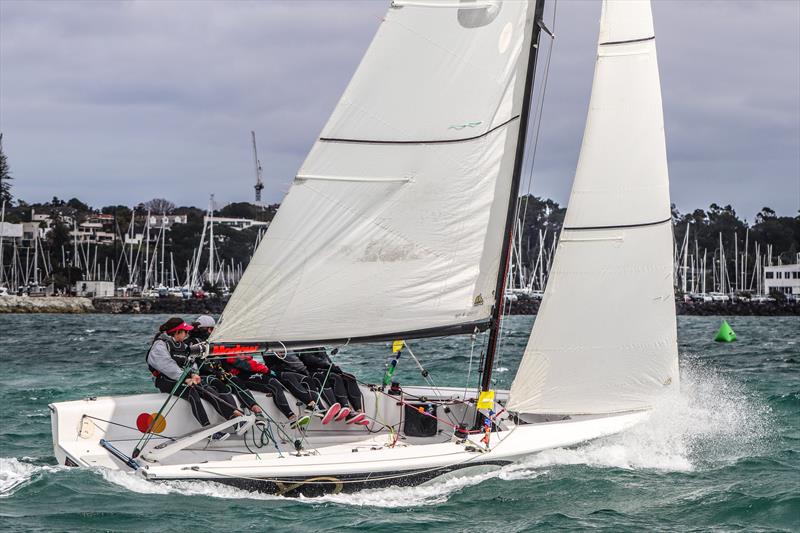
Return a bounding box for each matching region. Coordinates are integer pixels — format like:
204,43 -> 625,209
563,217 -> 671,231
319,115 -> 520,145
599,36 -> 655,46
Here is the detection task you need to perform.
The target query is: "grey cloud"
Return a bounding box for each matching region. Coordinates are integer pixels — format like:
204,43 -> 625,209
1,0 -> 797,219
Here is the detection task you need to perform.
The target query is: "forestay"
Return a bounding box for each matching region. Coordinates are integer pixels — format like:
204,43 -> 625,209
213,1 -> 538,346
508,0 -> 679,415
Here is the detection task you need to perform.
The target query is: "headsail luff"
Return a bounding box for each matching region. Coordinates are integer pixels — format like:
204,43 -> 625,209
212,1 -> 540,347
508,0 -> 679,415
481,0 -> 547,392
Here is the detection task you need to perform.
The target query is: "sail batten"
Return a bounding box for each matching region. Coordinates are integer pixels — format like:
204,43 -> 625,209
508,0 -> 679,415
212,1 -> 538,345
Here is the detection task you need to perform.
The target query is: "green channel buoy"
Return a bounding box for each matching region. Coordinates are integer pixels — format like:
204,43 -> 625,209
714,320 -> 737,342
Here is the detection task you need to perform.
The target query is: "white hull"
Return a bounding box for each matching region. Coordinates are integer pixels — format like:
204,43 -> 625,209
50,385 -> 647,496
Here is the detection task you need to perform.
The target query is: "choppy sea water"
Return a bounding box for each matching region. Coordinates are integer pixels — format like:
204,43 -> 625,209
0,314 -> 797,532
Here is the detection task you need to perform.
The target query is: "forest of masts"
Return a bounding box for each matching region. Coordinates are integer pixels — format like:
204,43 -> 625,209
507,214 -> 796,298
0,201 -> 266,294
1,198 -> 796,298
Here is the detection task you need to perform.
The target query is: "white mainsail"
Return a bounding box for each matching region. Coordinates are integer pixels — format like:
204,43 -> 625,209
214,1 -> 538,345
508,0 -> 679,415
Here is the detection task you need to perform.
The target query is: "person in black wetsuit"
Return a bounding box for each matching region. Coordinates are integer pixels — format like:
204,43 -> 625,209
296,347 -> 369,425
189,315 -> 314,428
186,315 -> 264,418
146,317 -> 242,440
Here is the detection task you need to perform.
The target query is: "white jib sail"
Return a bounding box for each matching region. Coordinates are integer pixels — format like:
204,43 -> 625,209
213,1 -> 538,345
508,0 -> 679,415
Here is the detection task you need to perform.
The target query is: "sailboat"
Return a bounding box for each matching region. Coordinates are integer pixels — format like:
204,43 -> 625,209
50,0 -> 678,496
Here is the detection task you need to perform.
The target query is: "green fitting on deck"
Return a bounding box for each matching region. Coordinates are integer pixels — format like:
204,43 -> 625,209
714,320 -> 737,342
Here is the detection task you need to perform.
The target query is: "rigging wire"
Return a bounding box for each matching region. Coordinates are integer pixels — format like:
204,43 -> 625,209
496,0 -> 558,379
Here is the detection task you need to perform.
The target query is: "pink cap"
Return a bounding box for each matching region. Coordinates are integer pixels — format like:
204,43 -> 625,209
167,322 -> 193,334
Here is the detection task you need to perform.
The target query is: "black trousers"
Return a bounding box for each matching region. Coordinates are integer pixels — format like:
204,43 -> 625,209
203,374 -> 257,411
338,372 -> 363,411
310,371 -> 363,411
272,370 -> 322,406
154,375 -> 237,427
239,374 -> 295,420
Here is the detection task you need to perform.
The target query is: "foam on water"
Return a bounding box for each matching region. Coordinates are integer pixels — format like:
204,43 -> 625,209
99,469 -> 282,501
515,357 -> 771,474
313,469 -> 502,508
0,457 -> 61,498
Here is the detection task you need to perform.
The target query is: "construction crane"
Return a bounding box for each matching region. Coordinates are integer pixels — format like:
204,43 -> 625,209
251,131 -> 264,204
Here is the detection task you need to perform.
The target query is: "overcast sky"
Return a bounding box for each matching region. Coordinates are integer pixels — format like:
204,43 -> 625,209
1,0 -> 798,220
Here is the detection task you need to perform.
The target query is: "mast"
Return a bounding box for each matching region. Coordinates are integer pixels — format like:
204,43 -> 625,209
480,0 -> 547,393
160,217 -> 166,287
208,195 -> 215,288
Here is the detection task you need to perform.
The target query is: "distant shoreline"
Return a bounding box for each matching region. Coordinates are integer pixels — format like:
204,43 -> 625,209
507,297 -> 800,317
1,295 -> 797,316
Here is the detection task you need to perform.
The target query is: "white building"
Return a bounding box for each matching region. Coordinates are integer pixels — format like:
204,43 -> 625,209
764,264 -> 800,301
75,280 -> 115,297
205,216 -> 269,231
0,222 -> 23,240
147,214 -> 188,229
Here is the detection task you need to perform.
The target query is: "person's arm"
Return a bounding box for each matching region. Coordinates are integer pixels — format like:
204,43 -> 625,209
147,340 -> 190,381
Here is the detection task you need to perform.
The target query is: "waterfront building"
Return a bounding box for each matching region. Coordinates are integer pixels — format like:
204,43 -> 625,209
204,216 -> 269,231
764,263 -> 800,301
74,280 -> 115,297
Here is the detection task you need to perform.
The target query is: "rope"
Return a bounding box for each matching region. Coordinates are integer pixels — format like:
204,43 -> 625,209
133,360 -> 195,457
83,415 -> 177,442
403,343 -> 460,426
353,378 -> 484,435
222,374 -> 307,451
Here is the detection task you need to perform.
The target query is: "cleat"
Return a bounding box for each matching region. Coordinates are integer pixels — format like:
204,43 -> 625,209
210,432 -> 229,442
321,403 -> 341,425
335,407 -> 351,422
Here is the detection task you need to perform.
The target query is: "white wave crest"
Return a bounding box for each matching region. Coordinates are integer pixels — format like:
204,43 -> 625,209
516,358 -> 772,473
99,469 -> 281,501
0,457 -> 61,498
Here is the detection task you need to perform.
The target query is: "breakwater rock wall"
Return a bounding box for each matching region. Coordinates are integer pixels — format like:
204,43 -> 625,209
2,295 -> 797,316
506,297 -> 799,316
0,296 -> 94,313
91,297 -> 227,315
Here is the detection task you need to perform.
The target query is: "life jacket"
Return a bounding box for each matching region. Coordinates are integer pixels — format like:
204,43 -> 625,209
146,333 -> 192,377
221,355 -> 269,380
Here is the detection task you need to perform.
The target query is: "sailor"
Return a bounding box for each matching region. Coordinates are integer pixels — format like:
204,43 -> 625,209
190,316 -> 319,428
259,350 -> 350,424
296,347 -> 369,425
146,317 -> 242,440
186,315 -> 265,419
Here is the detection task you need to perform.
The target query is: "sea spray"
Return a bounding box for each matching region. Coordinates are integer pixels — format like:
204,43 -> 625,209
513,356 -> 772,474
0,457 -> 62,498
